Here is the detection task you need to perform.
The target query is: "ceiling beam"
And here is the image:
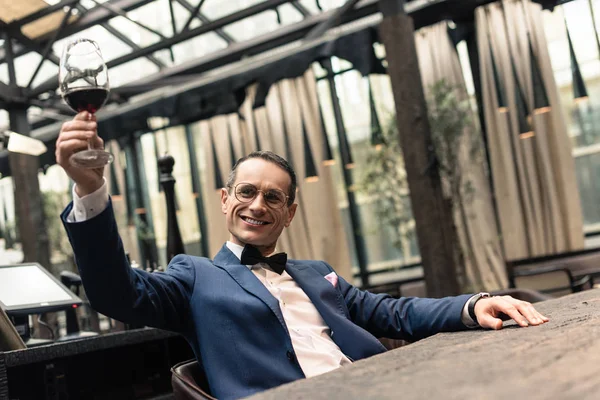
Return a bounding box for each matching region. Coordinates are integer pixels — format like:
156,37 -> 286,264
10,0 -> 79,28
291,1 -> 312,16
30,0 -> 294,97
173,0 -> 235,43
47,0 -> 156,40
0,0 -> 155,64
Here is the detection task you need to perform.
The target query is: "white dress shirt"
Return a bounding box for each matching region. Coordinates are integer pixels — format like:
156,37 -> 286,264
226,241 -> 352,377
68,182 -> 478,376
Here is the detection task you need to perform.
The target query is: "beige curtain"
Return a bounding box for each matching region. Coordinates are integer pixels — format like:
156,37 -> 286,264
198,69 -> 353,281
415,22 -> 508,291
104,140 -> 141,264
476,0 -> 584,260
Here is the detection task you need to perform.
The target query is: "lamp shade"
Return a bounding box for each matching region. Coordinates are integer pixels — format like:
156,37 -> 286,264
368,77 -> 385,150
566,22 -> 589,103
528,35 -> 551,114
1,131 -> 47,156
490,46 -> 508,113
302,120 -> 319,183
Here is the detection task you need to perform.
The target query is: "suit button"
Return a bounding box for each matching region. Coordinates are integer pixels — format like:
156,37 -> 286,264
286,350 -> 296,363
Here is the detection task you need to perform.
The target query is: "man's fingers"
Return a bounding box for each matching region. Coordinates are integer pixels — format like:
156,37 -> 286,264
514,301 -> 547,326
57,130 -> 96,144
91,135 -> 104,150
73,111 -> 92,121
60,120 -> 96,134
477,314 -> 503,330
56,138 -> 90,158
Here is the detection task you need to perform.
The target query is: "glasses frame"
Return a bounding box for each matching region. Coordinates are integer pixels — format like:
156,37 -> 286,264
231,182 -> 290,209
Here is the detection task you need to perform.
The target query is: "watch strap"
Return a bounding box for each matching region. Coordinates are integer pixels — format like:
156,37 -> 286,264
468,292 -> 491,325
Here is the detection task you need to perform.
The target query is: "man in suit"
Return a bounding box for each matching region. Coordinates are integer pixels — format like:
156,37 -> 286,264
57,112 -> 548,399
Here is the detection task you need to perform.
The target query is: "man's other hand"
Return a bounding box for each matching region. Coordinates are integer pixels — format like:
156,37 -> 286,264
474,295 -> 549,330
56,111 -> 105,196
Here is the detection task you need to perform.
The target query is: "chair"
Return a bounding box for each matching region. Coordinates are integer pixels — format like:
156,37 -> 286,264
511,266 -> 592,297
490,288 -> 553,303
0,306 -> 26,351
171,359 -> 216,400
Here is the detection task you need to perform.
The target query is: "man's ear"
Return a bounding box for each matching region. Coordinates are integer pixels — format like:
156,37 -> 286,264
220,188 -> 230,214
284,203 -> 298,227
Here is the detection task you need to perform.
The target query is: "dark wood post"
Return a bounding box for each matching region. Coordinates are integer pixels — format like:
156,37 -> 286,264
4,33 -> 51,274
378,0 -> 462,297
158,154 -> 185,263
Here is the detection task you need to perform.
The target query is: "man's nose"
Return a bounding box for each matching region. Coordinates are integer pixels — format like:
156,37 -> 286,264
249,192 -> 267,211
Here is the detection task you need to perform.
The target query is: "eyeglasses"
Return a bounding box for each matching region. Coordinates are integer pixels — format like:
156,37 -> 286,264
232,183 -> 289,209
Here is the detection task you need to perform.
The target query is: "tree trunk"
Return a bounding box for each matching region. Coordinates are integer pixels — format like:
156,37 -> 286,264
378,2 -> 464,297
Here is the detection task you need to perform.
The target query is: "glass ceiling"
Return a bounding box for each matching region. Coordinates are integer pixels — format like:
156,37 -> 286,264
0,0 -> 349,129
0,0 -> 347,88
2,0 -> 594,131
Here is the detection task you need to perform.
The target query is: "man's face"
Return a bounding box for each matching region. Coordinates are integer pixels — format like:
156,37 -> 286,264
221,158 -> 297,254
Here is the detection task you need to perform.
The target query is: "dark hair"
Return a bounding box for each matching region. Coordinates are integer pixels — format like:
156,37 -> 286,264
226,151 -> 297,206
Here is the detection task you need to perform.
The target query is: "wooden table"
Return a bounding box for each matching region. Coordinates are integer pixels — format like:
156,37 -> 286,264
249,289 -> 600,400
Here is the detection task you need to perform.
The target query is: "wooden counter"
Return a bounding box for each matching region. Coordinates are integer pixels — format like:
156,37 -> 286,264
249,289 -> 600,400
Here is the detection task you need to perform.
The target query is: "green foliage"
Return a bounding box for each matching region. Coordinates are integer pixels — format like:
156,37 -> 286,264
359,79 -> 480,253
359,114 -> 413,252
427,80 -> 482,202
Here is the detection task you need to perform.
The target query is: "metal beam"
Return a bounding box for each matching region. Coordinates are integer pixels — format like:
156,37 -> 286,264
27,4 -> 76,89
0,0 -> 154,63
90,0 -> 169,40
42,0 -> 156,42
181,0 -> 207,33
305,0 -> 361,40
0,21 -> 61,65
30,0 -> 294,97
0,82 -> 21,103
87,8 -> 166,69
173,0 -> 234,43
291,1 -> 312,16
11,0 -> 79,28
114,0 -> 378,94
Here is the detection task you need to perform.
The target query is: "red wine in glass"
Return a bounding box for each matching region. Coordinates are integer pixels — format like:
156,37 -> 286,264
59,38 -> 113,169
63,88 -> 109,114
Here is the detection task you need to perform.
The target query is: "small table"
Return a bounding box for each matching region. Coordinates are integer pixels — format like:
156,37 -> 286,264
249,289 -> 600,400
0,328 -> 194,400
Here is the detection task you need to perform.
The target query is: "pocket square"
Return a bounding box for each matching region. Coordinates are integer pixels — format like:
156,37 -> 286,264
324,272 -> 338,287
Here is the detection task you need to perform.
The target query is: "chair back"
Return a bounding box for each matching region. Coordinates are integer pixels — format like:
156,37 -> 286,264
171,359 -> 216,400
513,267 -> 576,297
0,306 -> 25,351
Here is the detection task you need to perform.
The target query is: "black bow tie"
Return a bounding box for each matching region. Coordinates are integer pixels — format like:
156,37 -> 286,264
240,245 -> 287,275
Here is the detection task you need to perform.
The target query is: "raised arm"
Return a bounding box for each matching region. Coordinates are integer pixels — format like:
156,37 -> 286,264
57,112 -> 195,332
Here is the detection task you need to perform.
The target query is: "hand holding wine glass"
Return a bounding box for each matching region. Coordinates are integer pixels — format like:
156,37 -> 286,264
59,38 -> 113,169
56,112 -> 105,197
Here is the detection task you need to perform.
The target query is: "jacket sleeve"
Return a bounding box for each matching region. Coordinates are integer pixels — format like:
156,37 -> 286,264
61,200 -> 196,333
328,263 -> 471,342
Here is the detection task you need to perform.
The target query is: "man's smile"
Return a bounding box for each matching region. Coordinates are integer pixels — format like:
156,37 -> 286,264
241,216 -> 271,226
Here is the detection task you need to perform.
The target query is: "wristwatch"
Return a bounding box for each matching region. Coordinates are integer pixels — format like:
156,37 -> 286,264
468,292 -> 491,325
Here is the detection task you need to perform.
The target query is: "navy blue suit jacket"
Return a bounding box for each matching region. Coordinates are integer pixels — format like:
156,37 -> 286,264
61,201 -> 471,399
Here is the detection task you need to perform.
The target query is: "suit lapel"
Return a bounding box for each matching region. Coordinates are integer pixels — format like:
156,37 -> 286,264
214,245 -> 288,335
285,263 -> 347,326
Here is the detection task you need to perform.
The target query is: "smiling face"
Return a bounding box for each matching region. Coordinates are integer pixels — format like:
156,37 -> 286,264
221,158 -> 297,255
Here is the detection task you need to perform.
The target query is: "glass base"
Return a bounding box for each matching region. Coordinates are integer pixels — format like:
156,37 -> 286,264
69,149 -> 114,169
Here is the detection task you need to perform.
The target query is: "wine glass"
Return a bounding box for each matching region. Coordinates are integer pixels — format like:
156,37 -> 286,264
59,38 -> 114,168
